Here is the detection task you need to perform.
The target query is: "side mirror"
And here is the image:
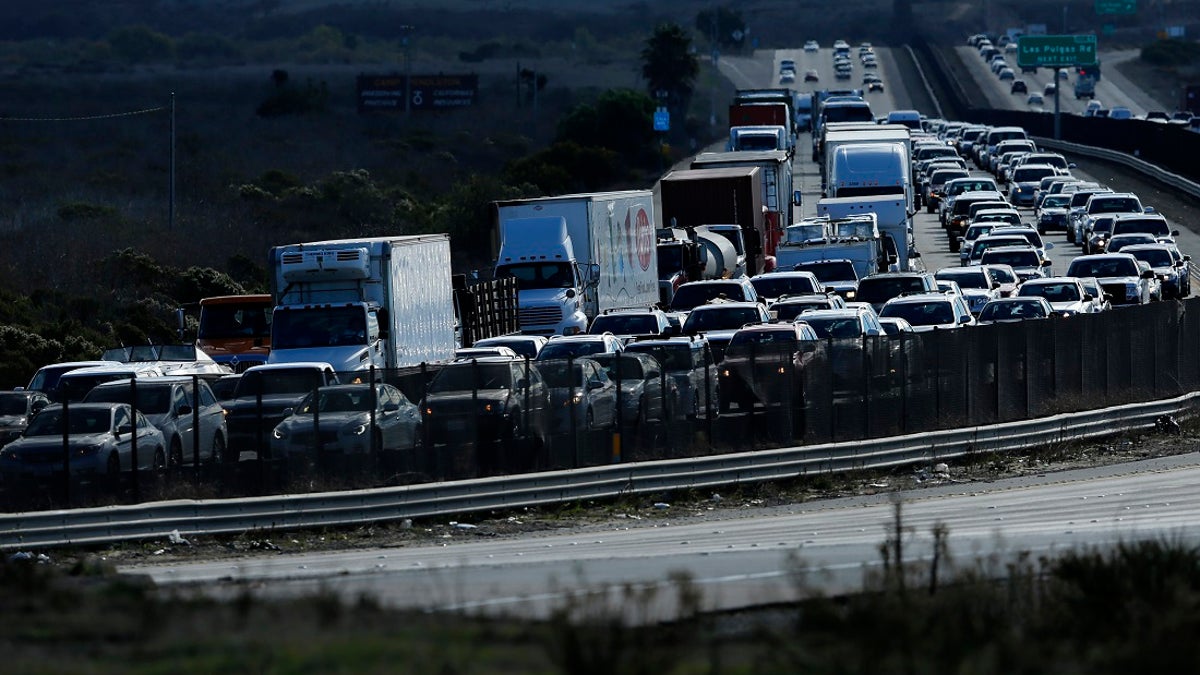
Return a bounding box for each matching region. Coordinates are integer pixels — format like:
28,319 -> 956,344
1082,293 -> 1094,301
1041,260 -> 1052,267
910,250 -> 922,258
177,404 -> 193,416
1141,270 -> 1156,279
586,379 -> 604,391
793,190 -> 803,206
1144,206 -> 1156,214
1068,162 -> 1077,169
646,370 -> 661,379
281,407 -> 294,417
382,402 -> 400,413
516,377 -> 529,389
1172,230 -> 1181,237
1044,242 -> 1055,250
31,401 -> 47,414
116,424 -> 132,436
959,315 -> 972,324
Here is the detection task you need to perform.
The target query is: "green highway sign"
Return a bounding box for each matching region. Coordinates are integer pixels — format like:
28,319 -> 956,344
1017,34 -> 1098,68
1095,0 -> 1136,15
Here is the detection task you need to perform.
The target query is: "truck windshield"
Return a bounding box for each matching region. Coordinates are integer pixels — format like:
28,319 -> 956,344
272,306 -> 367,350
198,303 -> 273,339
657,246 -> 683,279
495,262 -> 574,290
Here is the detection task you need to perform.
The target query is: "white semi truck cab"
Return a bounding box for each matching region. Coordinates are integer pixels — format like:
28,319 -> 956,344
494,216 -> 597,336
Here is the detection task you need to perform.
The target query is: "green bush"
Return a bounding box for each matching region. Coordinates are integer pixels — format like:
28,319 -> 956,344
1140,39 -> 1200,68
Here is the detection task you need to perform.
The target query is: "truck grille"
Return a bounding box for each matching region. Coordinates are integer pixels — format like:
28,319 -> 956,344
520,305 -> 562,327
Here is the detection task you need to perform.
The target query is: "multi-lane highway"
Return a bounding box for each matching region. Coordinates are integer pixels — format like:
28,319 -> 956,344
119,43 -> 1200,617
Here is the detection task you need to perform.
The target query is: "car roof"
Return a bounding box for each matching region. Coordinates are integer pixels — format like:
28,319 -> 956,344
245,362 -> 333,372
688,301 -> 762,311
60,364 -> 162,378
800,308 -> 867,318
884,292 -> 955,304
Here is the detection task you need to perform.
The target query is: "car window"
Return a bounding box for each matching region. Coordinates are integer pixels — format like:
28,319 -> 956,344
197,383 -> 217,407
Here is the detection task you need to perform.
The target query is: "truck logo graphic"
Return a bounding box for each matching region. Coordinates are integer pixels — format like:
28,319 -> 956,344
634,207 -> 653,271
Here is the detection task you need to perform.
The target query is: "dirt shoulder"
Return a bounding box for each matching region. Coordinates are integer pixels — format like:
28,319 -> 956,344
66,416 -> 1199,572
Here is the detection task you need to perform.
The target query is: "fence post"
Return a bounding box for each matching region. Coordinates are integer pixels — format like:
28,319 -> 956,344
130,378 -> 140,503
612,354 -> 623,464
61,397 -> 70,504
191,374 -> 201,482
703,343 -> 714,441
369,366 -> 378,455
568,355 -> 578,468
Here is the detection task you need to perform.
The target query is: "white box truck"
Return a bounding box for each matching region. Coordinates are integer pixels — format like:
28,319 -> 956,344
266,234 -> 457,371
493,191 -> 659,336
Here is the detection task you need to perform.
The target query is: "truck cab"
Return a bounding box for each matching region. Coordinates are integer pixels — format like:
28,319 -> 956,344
196,294 -> 274,372
495,216 -> 595,336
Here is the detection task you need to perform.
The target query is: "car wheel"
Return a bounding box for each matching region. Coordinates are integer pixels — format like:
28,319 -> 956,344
169,438 -> 184,468
210,434 -> 226,465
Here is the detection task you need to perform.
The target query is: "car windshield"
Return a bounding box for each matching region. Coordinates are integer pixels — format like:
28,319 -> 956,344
1130,249 -> 1174,267
948,181 -> 997,196
981,249 -> 1039,267
427,363 -> 513,393
751,276 -> 820,298
986,266 -> 1018,285
1019,283 -> 1081,302
296,388 -> 376,414
1090,218 -> 1115,235
964,225 -> 995,240
589,354 -> 645,381
589,314 -> 658,335
1090,197 -> 1141,213
881,301 -> 956,326
794,261 -> 857,282
625,344 -> 692,371
1014,167 -> 1057,182
1068,258 -> 1139,277
937,271 -> 989,289
979,300 -> 1047,321
235,369 -> 327,397
802,316 -> 864,338
85,385 -> 172,414
683,307 -> 762,333
856,277 -> 928,304
971,238 -> 1027,259
25,408 -> 112,436
474,339 -> 538,359
774,301 -> 833,321
538,341 -> 609,360
211,377 -> 240,400
725,330 -> 802,357
1042,195 -> 1071,208
1114,219 -> 1169,236
0,394 -> 28,416
670,283 -> 748,311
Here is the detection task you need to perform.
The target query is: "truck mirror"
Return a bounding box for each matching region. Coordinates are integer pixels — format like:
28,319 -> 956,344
793,190 -> 803,206
1172,230 -> 1181,237
910,251 -> 921,258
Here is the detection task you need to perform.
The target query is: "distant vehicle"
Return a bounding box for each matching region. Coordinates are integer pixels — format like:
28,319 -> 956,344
589,351 -> 673,427
623,337 -> 718,419
470,335 -> 549,360
0,403 -> 166,480
804,40 -> 820,52
271,383 -> 422,457
976,297 -> 1054,324
0,390 -> 51,447
1109,106 -> 1133,120
1010,80 -> 1028,94
780,59 -> 796,73
84,376 -> 228,467
1027,93 -> 1044,107
867,80 -> 884,93
536,333 -> 624,360
1043,82 -> 1057,96
23,360 -> 121,402
542,357 -> 618,433
804,69 -> 820,82
780,71 -> 796,84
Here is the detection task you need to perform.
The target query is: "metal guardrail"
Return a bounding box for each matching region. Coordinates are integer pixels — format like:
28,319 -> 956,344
904,44 -> 944,121
1,393 -> 1192,550
1033,136 -> 1200,202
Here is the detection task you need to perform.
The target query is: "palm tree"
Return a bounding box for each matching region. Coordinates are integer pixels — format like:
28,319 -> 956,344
640,23 -> 699,128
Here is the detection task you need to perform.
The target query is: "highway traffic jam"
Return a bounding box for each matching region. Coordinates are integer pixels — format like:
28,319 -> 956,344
0,37 -> 1194,507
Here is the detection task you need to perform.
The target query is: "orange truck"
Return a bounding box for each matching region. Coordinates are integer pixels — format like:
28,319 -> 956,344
195,294 -> 273,372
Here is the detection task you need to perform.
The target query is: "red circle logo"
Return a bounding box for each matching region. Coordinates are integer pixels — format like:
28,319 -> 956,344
635,208 -> 653,271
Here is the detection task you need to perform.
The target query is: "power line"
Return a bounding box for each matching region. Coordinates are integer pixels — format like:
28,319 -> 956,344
0,105 -> 167,122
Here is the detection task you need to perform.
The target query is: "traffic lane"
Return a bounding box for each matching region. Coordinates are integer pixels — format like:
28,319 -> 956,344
954,46 -> 1148,117
912,163 -> 1199,284
775,47 -> 900,114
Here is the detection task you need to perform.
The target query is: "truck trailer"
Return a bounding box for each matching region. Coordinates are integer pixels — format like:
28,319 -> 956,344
493,191 -> 659,336
658,167 -> 768,276
267,234 -> 457,372
690,150 -> 801,262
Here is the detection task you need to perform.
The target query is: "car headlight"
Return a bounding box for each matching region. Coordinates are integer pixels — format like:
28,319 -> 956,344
272,427 -> 287,440
1,449 -> 19,461
845,290 -> 856,299
75,444 -> 104,457
346,424 -> 367,436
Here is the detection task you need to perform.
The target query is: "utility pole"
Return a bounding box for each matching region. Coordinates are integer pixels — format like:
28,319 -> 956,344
401,25 -> 414,118
169,92 -> 175,231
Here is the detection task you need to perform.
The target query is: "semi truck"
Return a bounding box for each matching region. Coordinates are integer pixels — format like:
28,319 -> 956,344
826,142 -> 913,210
732,89 -> 797,139
655,226 -> 741,304
266,234 -> 457,372
196,294 -> 274,372
492,191 -> 658,336
690,150 -> 801,262
658,166 -> 769,276
818,195 -> 919,272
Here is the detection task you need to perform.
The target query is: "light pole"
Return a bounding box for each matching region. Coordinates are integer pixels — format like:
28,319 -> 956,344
400,25 -> 414,118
